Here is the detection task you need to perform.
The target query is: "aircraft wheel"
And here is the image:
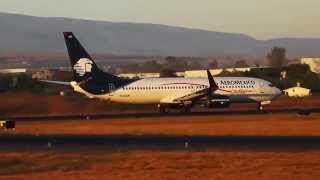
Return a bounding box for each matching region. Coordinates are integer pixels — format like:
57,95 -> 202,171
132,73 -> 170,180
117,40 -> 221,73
257,104 -> 264,111
180,106 -> 192,113
158,104 -> 168,114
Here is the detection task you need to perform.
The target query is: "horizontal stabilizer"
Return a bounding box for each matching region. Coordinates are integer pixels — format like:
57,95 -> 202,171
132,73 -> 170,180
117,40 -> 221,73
40,80 -> 71,86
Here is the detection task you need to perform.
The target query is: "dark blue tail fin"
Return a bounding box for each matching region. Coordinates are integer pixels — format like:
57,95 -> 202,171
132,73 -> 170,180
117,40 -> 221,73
63,32 -> 130,94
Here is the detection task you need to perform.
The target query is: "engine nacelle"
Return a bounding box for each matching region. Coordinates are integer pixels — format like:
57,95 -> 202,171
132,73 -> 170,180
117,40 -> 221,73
207,97 -> 231,108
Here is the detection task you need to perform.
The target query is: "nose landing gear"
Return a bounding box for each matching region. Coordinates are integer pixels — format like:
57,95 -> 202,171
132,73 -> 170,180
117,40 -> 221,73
158,104 -> 192,114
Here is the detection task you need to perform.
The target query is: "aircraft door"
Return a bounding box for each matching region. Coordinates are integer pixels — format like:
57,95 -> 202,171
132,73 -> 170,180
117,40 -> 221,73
108,83 -> 115,92
258,81 -> 265,94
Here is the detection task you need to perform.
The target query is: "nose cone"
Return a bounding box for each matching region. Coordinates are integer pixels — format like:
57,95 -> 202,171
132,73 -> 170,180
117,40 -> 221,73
274,88 -> 282,97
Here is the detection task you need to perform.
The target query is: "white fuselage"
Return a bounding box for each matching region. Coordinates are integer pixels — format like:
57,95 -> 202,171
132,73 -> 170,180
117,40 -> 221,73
78,77 -> 281,105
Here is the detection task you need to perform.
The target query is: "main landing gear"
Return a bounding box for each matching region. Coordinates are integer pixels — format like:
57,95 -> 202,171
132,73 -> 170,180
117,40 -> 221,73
158,104 -> 192,114
180,105 -> 192,113
158,104 -> 168,114
257,101 -> 271,111
257,103 -> 264,111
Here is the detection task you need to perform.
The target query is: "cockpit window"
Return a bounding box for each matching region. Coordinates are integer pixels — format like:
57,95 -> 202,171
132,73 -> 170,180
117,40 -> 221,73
269,83 -> 275,87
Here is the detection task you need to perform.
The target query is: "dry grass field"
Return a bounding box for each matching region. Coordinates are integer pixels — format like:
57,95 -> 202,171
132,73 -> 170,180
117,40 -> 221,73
0,114 -> 317,179
1,150 -> 320,180
11,114 -> 320,136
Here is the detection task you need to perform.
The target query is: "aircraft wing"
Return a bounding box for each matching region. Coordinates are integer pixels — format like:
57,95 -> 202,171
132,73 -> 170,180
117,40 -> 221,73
174,88 -> 210,102
40,80 -> 71,86
173,70 -> 230,103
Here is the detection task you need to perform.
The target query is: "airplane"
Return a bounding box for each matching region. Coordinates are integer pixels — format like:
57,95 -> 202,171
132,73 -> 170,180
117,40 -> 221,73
43,32 -> 282,113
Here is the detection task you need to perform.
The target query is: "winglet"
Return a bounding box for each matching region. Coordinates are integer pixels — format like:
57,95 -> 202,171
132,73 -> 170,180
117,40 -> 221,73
207,70 -> 219,91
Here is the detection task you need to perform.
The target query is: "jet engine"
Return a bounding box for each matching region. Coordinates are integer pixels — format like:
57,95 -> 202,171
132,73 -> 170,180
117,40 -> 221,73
206,96 -> 231,108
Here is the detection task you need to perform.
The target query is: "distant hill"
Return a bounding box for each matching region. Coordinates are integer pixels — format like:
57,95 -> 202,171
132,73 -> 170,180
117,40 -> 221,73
0,12 -> 320,58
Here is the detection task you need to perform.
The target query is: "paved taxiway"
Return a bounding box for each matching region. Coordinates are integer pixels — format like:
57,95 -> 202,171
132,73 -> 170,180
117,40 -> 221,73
9,108 -> 317,122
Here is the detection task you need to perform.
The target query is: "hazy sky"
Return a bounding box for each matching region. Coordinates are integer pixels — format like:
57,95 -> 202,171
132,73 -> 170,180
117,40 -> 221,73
1,0 -> 319,39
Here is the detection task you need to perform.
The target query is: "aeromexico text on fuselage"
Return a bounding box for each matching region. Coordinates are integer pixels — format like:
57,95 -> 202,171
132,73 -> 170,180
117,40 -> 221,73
219,80 -> 255,86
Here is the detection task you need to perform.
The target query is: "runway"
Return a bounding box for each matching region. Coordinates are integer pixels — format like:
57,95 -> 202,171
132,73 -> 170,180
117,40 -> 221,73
9,107 -> 317,122
1,134 -> 320,151
3,108 -> 320,151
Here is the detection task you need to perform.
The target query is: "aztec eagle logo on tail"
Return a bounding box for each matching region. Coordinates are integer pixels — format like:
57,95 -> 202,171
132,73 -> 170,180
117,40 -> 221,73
73,58 -> 94,76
